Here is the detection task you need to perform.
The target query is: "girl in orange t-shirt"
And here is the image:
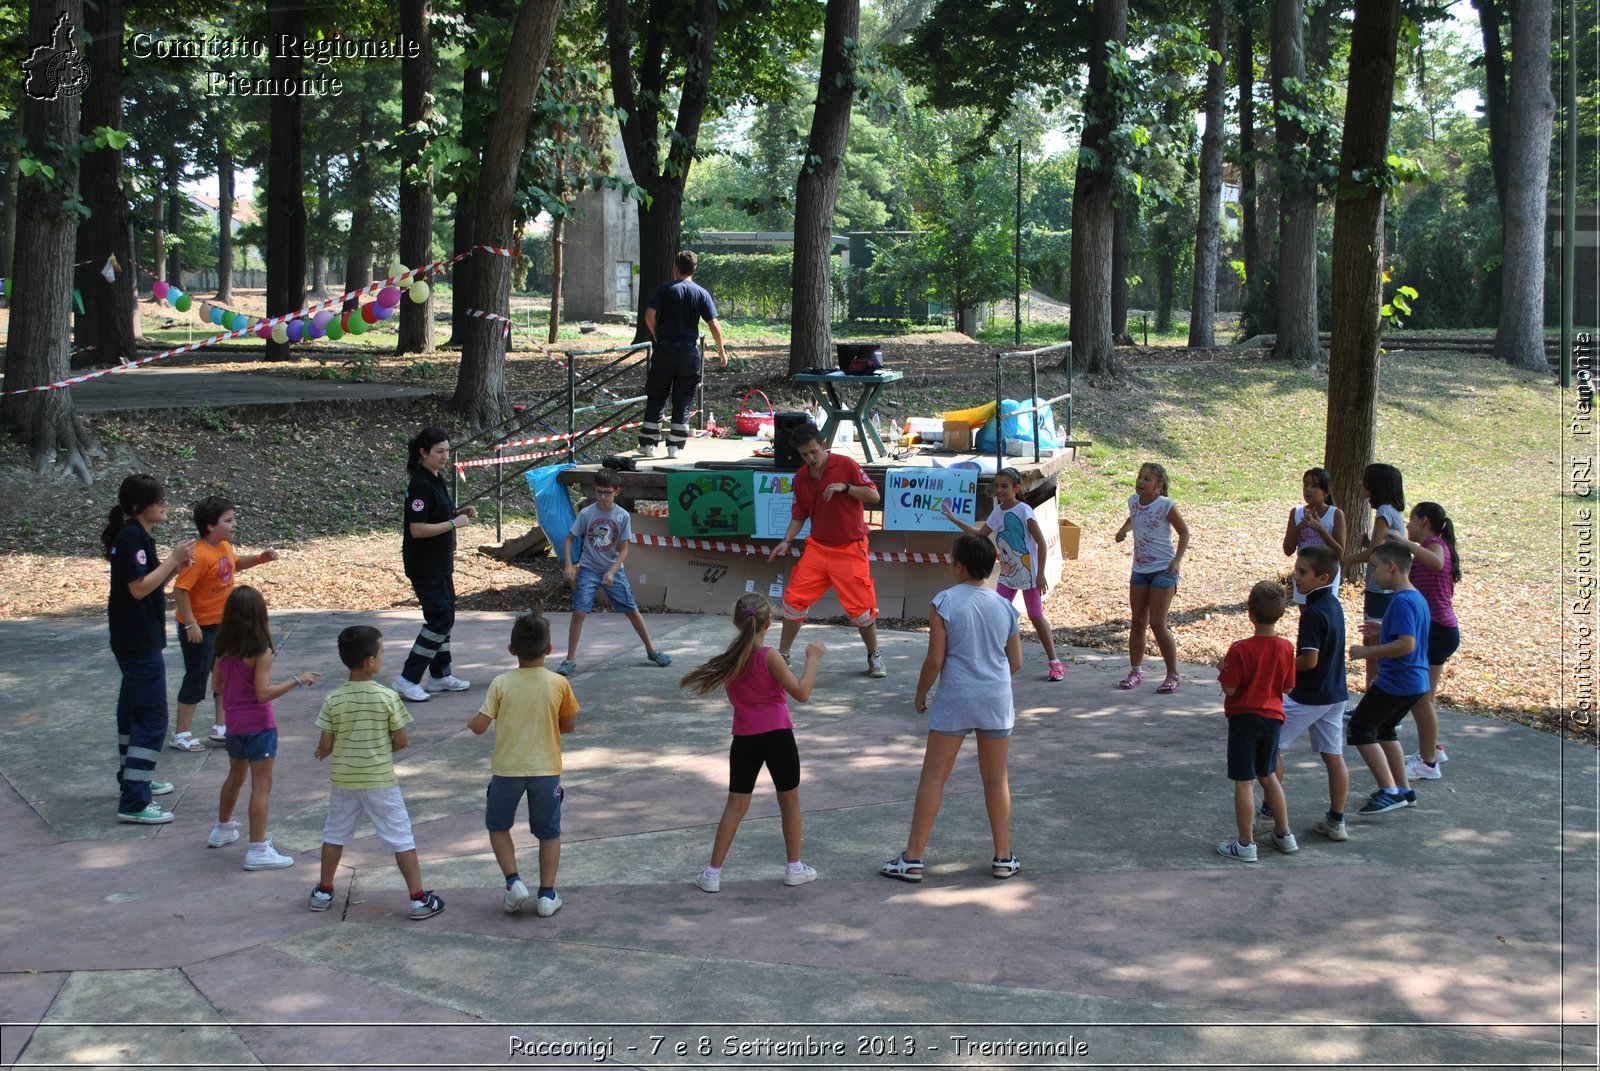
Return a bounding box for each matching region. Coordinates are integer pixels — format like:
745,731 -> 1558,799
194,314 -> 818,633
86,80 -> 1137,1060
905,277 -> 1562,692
171,496 -> 279,750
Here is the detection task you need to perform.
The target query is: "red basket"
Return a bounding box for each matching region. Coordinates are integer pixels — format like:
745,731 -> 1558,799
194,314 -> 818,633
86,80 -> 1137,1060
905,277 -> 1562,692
735,389 -> 774,436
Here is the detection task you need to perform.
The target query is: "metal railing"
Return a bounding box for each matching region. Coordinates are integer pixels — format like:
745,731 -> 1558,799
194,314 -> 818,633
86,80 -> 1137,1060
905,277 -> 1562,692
450,341 -> 653,540
994,341 -> 1073,468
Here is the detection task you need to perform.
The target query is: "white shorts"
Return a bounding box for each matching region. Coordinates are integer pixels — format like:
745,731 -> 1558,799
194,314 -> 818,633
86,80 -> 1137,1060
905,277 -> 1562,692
322,785 -> 416,852
1278,696 -> 1346,755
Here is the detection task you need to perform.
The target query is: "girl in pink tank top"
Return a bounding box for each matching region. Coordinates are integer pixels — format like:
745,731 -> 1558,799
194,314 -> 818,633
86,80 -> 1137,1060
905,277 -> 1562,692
679,594 -> 827,893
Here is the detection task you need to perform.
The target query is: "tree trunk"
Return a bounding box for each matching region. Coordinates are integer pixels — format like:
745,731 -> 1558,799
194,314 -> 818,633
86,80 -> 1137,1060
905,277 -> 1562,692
342,103 -> 376,314
610,0 -> 720,340
1494,0 -> 1555,371
2,0 -> 93,481
1325,0 -> 1401,545
445,0 -> 490,349
1154,243 -> 1176,334
1,148 -> 18,278
1190,0 -> 1226,346
452,0 -> 563,427
1474,0 -> 1510,208
1066,0 -> 1127,375
77,0 -> 138,364
215,140 -> 233,303
789,0 -> 859,374
1111,200 -> 1132,343
1235,0 -> 1259,328
151,188 -> 165,284
547,215 -> 565,345
1272,0 -> 1319,363
398,0 -> 436,355
265,0 -> 306,360
165,167 -> 183,287
308,158 -> 332,300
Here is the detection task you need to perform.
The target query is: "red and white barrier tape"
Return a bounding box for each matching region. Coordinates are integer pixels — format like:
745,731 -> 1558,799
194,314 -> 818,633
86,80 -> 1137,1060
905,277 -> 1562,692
455,422 -> 644,469
628,532 -> 951,564
494,421 -> 642,452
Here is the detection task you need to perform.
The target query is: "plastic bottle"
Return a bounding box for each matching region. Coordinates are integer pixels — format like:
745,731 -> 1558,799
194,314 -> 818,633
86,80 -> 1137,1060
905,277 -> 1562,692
706,411 -> 719,438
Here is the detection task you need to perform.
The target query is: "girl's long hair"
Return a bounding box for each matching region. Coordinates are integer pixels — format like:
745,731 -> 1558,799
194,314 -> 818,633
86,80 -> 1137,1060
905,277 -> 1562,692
1363,463 -> 1405,512
100,474 -> 164,560
214,585 -> 274,661
679,593 -> 773,695
1412,502 -> 1463,582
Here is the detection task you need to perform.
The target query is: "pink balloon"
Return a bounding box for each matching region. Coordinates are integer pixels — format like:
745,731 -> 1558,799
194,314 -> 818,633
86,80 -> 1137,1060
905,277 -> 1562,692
255,323 -> 272,339
286,319 -> 304,342
372,301 -> 395,321
152,280 -> 170,299
376,286 -> 402,308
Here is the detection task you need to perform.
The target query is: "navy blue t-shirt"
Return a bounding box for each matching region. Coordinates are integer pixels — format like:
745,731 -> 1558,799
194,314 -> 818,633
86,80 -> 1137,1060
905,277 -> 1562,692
107,523 -> 166,656
1289,584 -> 1347,705
647,278 -> 718,353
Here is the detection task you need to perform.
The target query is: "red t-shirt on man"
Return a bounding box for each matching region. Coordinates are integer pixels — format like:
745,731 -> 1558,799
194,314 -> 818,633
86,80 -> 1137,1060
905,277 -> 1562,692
1218,634 -> 1296,720
792,452 -> 875,546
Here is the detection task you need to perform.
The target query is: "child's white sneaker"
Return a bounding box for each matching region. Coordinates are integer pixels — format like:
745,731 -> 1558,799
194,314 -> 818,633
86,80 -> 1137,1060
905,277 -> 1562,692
782,863 -> 817,886
503,878 -> 530,914
1270,831 -> 1300,854
534,892 -> 563,917
207,820 -> 240,848
1217,839 -> 1258,862
243,840 -> 295,870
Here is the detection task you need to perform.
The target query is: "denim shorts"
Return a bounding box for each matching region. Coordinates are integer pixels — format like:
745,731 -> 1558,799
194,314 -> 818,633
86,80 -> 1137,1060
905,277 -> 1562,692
572,565 -> 638,613
224,728 -> 278,763
1130,568 -> 1179,589
485,775 -> 563,839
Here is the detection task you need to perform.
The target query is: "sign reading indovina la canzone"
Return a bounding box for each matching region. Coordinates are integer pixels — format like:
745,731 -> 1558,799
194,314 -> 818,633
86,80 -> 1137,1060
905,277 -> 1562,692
883,468 -> 977,532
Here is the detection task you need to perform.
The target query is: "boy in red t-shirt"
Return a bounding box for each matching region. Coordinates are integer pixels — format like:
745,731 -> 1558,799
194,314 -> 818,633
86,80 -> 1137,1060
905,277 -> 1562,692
1216,581 -> 1298,861
765,423 -> 886,677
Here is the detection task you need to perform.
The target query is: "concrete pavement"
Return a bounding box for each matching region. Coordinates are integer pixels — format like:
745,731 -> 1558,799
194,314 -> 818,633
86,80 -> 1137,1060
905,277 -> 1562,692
0,608 -> 1595,1069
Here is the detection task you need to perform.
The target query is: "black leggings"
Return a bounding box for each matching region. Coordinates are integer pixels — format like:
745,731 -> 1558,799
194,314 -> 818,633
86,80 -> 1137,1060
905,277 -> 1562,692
728,729 -> 800,794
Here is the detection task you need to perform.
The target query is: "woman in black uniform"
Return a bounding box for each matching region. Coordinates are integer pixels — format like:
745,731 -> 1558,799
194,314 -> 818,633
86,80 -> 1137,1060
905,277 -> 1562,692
394,427 -> 477,702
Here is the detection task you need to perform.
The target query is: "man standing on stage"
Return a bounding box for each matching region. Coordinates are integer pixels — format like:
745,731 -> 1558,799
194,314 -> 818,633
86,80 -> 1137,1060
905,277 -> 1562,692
639,251 -> 726,459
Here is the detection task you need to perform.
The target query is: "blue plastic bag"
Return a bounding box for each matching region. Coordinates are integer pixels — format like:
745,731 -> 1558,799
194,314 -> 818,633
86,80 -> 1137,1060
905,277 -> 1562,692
525,463 -> 577,544
975,398 -> 1062,452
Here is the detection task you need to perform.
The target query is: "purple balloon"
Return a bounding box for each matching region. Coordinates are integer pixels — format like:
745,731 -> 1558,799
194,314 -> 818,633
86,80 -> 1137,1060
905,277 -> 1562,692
372,301 -> 395,321
312,310 -> 335,329
305,320 -> 326,340
376,286 -> 402,308
286,319 -> 304,342
255,323 -> 272,340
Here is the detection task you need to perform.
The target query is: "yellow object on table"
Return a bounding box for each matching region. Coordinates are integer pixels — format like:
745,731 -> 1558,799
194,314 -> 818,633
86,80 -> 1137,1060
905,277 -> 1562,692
941,400 -> 998,428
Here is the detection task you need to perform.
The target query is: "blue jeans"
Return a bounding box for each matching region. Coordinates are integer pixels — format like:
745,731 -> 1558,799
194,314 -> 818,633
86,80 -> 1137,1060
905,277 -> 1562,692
114,649 -> 169,812
571,565 -> 638,613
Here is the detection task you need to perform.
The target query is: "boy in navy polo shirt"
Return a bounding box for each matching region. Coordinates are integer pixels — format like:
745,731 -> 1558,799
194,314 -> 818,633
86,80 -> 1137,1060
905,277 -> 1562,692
1348,541 -> 1431,816
1217,581 -> 1298,861
1274,545 -> 1351,841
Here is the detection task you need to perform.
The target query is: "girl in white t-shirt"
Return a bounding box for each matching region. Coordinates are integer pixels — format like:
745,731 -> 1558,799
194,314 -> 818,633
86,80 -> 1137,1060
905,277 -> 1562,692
942,467 -> 1066,681
1113,462 -> 1190,693
1280,467 -> 1346,604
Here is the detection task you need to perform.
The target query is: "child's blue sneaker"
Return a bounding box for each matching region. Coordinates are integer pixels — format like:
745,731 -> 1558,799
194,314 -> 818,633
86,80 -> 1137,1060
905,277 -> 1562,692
1357,791 -> 1414,816
556,660 -> 577,677
646,650 -> 672,667
409,891 -> 445,920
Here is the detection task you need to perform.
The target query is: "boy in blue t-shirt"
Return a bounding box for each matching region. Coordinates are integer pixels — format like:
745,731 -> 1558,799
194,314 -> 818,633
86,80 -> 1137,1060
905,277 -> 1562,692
1347,541 -> 1431,816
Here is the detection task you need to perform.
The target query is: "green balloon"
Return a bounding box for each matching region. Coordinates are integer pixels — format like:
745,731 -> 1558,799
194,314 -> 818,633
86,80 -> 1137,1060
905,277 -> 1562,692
347,314 -> 367,335
325,320 -> 344,341
174,293 -> 193,312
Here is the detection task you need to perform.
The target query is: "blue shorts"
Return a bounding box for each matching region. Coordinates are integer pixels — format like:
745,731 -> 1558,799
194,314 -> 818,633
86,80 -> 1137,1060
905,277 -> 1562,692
1131,568 -> 1179,589
1363,588 -> 1395,622
1226,713 -> 1282,781
224,728 -> 278,763
1427,624 -> 1460,666
572,565 -> 638,613
485,775 -> 563,839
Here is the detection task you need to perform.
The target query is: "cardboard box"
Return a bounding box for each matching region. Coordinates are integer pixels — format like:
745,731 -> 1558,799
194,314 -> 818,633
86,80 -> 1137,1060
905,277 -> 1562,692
1058,520 -> 1081,560
942,419 -> 973,452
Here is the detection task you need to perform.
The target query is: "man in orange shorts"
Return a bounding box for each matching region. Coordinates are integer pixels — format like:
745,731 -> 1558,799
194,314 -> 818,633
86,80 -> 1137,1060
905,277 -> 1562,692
766,423 -> 887,677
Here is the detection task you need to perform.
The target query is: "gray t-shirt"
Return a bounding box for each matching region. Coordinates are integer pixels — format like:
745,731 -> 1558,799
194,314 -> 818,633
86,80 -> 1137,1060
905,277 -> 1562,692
569,503 -> 633,573
926,582 -> 1020,733
1364,503 -> 1405,593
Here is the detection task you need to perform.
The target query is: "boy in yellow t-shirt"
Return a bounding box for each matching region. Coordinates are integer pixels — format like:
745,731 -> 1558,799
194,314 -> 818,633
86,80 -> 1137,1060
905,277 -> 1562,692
308,626 -> 443,920
468,612 -> 579,917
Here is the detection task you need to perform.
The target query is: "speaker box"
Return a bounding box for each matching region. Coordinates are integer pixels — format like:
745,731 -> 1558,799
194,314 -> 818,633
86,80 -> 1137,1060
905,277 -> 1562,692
773,411 -> 810,470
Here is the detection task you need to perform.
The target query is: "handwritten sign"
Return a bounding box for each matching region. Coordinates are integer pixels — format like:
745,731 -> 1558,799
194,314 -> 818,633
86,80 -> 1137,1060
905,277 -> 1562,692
883,467 -> 977,532
667,471 -> 755,537
752,471 -> 811,540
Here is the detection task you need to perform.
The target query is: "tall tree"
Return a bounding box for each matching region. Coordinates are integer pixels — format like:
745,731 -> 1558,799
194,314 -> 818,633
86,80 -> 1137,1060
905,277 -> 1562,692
3,0 -> 93,479
1189,0 -> 1227,346
342,79 -> 377,314
451,0 -> 563,425
1069,0 -> 1128,375
444,0 -> 493,348
76,0 -> 137,363
397,0 -> 436,355
1270,0 -> 1319,362
1235,0 -> 1261,331
1473,0 -> 1511,206
1324,0 -> 1402,541
789,0 -> 861,374
1494,0 -> 1555,371
214,127 -> 236,303
264,0 -> 307,360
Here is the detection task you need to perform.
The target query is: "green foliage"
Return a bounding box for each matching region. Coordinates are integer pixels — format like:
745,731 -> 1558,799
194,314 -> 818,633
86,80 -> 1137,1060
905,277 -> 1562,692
696,252 -> 846,320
